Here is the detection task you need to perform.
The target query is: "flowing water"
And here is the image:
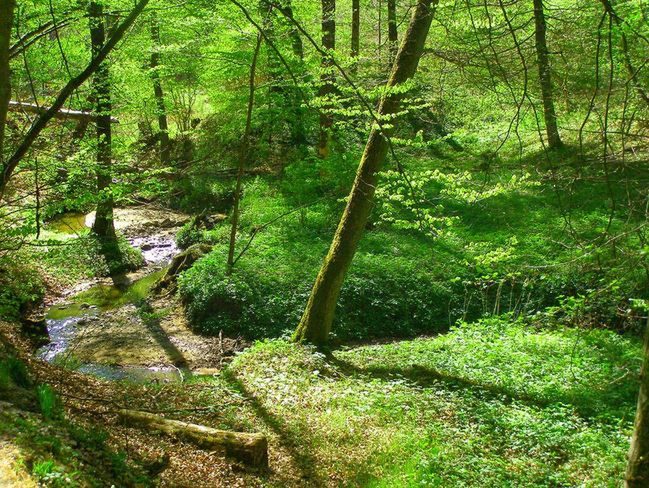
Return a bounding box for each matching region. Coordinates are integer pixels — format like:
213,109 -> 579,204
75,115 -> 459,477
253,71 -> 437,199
38,209 -> 190,383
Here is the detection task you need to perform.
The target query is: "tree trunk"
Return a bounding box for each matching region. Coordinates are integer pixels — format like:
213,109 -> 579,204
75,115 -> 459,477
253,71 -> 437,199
626,317 -> 649,487
0,0 -> 16,168
318,0 -> 336,158
294,0 -> 437,345
387,0 -> 398,64
284,0 -> 304,60
351,0 -> 360,74
89,1 -> 115,240
533,0 -> 563,150
150,17 -> 170,165
7,100 -> 119,123
0,0 -> 149,201
118,409 -> 268,467
600,0 -> 649,110
227,34 -> 262,274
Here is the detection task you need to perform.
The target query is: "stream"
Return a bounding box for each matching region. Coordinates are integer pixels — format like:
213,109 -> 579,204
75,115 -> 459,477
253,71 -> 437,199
36,207 -> 194,383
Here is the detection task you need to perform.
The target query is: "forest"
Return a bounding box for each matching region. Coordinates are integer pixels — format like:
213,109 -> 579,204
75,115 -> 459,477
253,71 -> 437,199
0,0 -> 648,485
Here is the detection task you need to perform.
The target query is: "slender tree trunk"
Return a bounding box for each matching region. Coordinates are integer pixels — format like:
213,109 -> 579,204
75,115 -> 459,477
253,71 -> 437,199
626,316 -> 649,487
89,1 -> 115,240
0,0 -> 149,201
284,0 -> 304,60
387,0 -> 398,64
227,34 -> 262,274
600,0 -> 649,110
318,0 -> 336,158
285,0 -> 306,145
150,17 -> 170,165
532,0 -> 563,150
294,0 -> 437,345
0,0 -> 16,168
351,0 -> 360,74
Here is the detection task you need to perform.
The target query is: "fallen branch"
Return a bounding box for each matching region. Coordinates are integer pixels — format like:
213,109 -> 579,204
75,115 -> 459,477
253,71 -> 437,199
117,408 -> 268,467
8,100 -> 119,123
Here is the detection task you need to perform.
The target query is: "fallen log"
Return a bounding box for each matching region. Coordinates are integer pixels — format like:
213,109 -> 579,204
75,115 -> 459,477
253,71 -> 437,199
8,100 -> 119,124
117,409 -> 268,468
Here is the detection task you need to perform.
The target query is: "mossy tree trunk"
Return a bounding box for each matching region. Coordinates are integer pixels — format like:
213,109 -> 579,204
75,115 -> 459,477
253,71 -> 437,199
387,0 -> 398,64
318,0 -> 336,158
89,1 -> 116,240
293,0 -> 437,345
626,317 -> 649,487
533,0 -> 563,150
150,17 -> 170,165
351,0 -> 360,74
0,0 -> 16,171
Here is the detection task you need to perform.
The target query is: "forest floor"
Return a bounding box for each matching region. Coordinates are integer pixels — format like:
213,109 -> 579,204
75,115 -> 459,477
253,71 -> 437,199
1,314 -> 642,486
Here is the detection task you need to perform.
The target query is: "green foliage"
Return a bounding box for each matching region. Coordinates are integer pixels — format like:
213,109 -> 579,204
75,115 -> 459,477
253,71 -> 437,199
0,355 -> 32,389
37,384 -> 63,420
0,260 -> 45,321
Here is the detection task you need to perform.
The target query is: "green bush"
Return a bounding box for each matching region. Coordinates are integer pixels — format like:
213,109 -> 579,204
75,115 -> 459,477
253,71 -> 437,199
0,260 -> 45,321
0,355 -> 32,389
179,237 -> 455,340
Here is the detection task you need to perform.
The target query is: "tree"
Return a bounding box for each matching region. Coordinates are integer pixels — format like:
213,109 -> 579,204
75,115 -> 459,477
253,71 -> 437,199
0,0 -> 16,167
532,0 -> 563,150
387,0 -> 398,63
150,16 -> 170,165
351,0 -> 360,74
227,34 -> 262,274
293,0 -> 438,345
0,0 -> 150,201
89,1 -> 116,240
626,316 -> 649,487
318,0 -> 335,158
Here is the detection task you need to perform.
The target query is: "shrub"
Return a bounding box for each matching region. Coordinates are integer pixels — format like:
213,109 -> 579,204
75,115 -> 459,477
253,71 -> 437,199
0,260 -> 45,321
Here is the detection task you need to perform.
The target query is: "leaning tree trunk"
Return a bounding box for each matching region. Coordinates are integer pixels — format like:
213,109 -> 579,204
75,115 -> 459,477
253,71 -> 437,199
387,0 -> 398,64
626,316 -> 649,487
293,0 -> 437,345
318,0 -> 336,158
533,0 -> 563,150
351,0 -> 360,74
89,1 -> 116,240
0,0 -> 149,201
0,0 -> 16,169
150,17 -> 170,165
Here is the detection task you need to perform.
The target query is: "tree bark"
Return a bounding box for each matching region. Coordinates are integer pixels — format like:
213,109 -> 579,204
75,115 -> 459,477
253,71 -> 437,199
89,1 -> 115,240
533,0 -> 563,150
227,34 -> 262,274
118,409 -> 268,467
387,0 -> 398,64
293,0 -> 437,345
150,17 -> 170,165
0,0 -> 149,201
318,0 -> 336,158
0,0 -> 16,167
626,316 -> 649,487
351,0 -> 360,74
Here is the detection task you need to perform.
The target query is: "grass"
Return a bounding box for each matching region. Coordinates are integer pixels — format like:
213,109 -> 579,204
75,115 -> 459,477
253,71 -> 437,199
220,316 -> 641,487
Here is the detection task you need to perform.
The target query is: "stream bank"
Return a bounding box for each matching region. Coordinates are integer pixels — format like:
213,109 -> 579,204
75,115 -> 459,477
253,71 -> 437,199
37,206 -> 244,382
